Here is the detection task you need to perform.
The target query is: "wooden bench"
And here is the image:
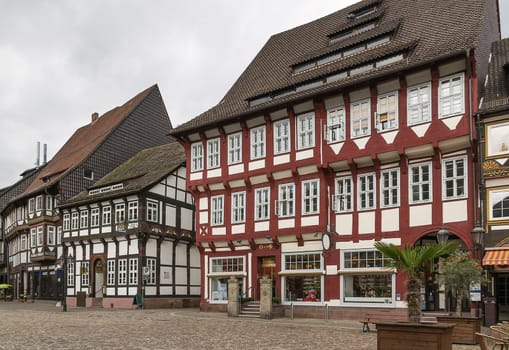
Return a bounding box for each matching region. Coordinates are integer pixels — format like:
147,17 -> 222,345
360,310 -> 407,332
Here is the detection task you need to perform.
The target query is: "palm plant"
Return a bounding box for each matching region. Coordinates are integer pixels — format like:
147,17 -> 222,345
374,241 -> 458,323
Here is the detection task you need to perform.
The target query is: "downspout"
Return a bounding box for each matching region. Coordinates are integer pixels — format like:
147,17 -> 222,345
467,48 -> 478,228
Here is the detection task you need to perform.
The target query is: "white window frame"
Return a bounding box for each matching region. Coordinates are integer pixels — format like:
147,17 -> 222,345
211,195 -> 224,226
80,210 -> 89,229
146,201 -> 158,223
231,192 -> 246,224
207,138 -> 220,169
281,252 -> 323,304
115,203 -> 125,224
327,106 -> 346,143
297,112 -> 315,150
380,169 -> 400,208
351,99 -> 371,138
302,179 -> 320,215
28,198 -> 35,213
488,188 -> 509,221
30,228 -> 36,248
228,132 -> 242,164
102,206 -> 111,225
128,201 -> 138,221
191,142 -> 203,172
37,226 -> 43,246
36,195 -> 43,211
129,258 -> 138,285
67,262 -> 75,286
90,208 -> 100,227
254,187 -> 270,221
107,260 -> 116,285
442,156 -> 467,200
81,261 -> 89,286
334,177 -> 353,213
118,259 -> 127,285
63,214 -> 70,231
357,173 -> 376,210
407,82 -> 431,125
209,256 -> 246,303
278,183 -> 295,217
46,195 -> 53,211
47,226 -> 55,245
71,212 -> 79,230
274,119 -> 291,154
376,91 -> 398,131
250,126 -> 266,159
439,73 -> 464,118
409,162 -> 432,204
146,258 -> 157,285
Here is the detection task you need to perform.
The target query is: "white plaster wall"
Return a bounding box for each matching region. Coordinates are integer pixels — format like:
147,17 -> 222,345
281,241 -> 321,253
278,218 -> 295,229
175,267 -> 187,284
149,183 -> 165,196
274,154 -> 290,165
255,221 -> 270,231
160,241 -> 173,265
160,266 -> 172,283
229,164 -> 244,175
190,268 -> 200,285
199,211 -> 208,224
336,214 -> 353,235
166,204 -> 177,227
207,168 -> 222,178
212,227 -> 226,235
190,247 -> 200,268
118,240 -> 128,256
93,243 -> 104,254
107,242 -> 116,259
442,200 -> 468,223
181,208 -> 193,231
301,216 -> 319,226
231,224 -> 245,234
296,149 -> 313,161
381,208 -> 400,232
176,286 -> 188,294
358,211 -> 375,234
409,204 -> 433,227
249,159 -> 265,171
190,172 -> 203,181
175,245 -> 187,266
146,239 -> 157,257
160,286 -> 173,295
145,286 -> 157,296
128,238 -> 139,255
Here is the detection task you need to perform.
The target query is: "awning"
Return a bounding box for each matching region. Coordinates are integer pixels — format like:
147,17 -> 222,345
483,250 -> 509,266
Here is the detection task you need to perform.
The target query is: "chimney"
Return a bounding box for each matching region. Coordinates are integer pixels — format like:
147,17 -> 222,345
43,144 -> 47,164
35,141 -> 40,167
91,112 -> 99,123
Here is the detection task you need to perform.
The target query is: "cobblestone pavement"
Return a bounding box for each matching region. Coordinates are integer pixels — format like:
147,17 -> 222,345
0,300 -> 480,350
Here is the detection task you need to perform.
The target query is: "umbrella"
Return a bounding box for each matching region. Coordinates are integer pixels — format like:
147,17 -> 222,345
0,284 -> 12,289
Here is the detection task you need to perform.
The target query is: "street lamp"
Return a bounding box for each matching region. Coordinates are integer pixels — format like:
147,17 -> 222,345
436,225 -> 449,244
471,224 -> 485,260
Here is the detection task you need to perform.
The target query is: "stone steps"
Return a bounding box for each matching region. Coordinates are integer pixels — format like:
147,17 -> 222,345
239,301 -> 260,318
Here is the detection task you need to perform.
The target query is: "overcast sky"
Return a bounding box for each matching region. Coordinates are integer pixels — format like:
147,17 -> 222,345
1,1 -> 508,189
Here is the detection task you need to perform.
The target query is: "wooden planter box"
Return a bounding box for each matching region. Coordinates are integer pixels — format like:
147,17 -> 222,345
434,315 -> 481,345
376,322 -> 454,350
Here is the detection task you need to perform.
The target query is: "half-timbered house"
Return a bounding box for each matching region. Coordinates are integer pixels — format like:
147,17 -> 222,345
171,0 -> 500,318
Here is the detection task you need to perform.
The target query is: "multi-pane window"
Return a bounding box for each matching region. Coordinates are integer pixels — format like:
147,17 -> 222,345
439,73 -> 464,118
274,119 -> 290,154
36,195 -> 43,211
118,259 -> 127,285
20,235 -> 26,250
442,157 -> 466,199
71,212 -> 79,230
254,187 -> 270,221
211,257 -> 245,273
278,184 -> 295,217
102,206 -> 111,225
358,173 -> 375,210
210,257 -> 245,302
231,192 -> 246,224
146,258 -> 156,285
207,138 -> 220,169
381,169 -> 400,207
351,99 -> 371,137
302,180 -> 319,215
335,177 -> 353,212
129,258 -> 138,285
28,198 -> 35,213
409,163 -> 432,203
115,203 -> 125,224
47,226 -> 55,245
407,83 -> 431,125
376,92 -> 398,131
107,260 -> 116,285
81,262 -> 89,286
63,214 -> 70,231
37,226 -> 43,245
30,228 -> 36,247
297,112 -> 315,149
282,253 -> 322,303
228,133 -> 242,164
191,142 -> 203,172
251,126 -> 266,159
327,106 -> 345,143
80,210 -> 89,228
46,195 -> 53,211
128,201 -> 138,221
67,262 -> 74,286
147,201 -> 158,222
489,189 -> 509,220
211,195 -> 224,226
91,208 -> 100,227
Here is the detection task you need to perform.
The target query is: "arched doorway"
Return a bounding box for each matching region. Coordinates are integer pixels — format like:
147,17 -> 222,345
93,260 -> 104,298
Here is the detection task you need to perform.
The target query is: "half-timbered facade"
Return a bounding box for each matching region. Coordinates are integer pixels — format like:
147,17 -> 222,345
171,0 -> 500,317
59,142 -> 199,308
2,85 -> 173,299
479,38 -> 509,322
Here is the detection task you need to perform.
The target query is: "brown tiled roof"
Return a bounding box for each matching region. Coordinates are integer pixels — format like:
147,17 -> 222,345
60,141 -> 186,206
171,0 -> 489,135
23,85 -> 158,197
480,38 -> 509,113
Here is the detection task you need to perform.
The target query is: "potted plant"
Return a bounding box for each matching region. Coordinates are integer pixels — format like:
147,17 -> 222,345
434,250 -> 485,344
373,241 -> 458,350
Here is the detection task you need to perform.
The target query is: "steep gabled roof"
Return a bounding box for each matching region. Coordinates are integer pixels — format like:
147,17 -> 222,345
60,141 -> 186,206
23,85 -> 159,197
480,38 -> 509,114
171,0 -> 493,135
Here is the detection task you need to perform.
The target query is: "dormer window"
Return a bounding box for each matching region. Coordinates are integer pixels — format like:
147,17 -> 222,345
84,168 -> 94,180
347,5 -> 378,20
329,22 -> 376,44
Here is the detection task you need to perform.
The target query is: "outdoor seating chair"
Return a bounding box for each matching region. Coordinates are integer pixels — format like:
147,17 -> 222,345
476,332 -> 509,350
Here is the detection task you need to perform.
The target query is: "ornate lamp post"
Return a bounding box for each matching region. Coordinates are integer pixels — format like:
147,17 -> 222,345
436,225 -> 449,244
471,224 -> 485,260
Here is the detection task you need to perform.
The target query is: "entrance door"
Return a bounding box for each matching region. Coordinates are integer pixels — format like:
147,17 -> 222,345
257,256 -> 276,300
496,274 -> 509,321
94,260 -> 104,298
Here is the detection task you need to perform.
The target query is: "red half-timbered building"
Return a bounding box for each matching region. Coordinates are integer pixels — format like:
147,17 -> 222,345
172,0 -> 501,318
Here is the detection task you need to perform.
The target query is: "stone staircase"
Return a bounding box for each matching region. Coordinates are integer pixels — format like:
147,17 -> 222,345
239,301 -> 260,318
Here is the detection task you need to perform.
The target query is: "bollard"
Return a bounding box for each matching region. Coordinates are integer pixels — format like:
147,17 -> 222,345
324,303 -> 329,321
291,302 -> 294,320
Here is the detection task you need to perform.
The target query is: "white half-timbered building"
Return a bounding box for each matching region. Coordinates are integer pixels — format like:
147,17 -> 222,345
59,142 -> 200,308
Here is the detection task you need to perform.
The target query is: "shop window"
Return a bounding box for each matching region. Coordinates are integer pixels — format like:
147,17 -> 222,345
281,252 -> 323,303
209,257 -> 245,303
